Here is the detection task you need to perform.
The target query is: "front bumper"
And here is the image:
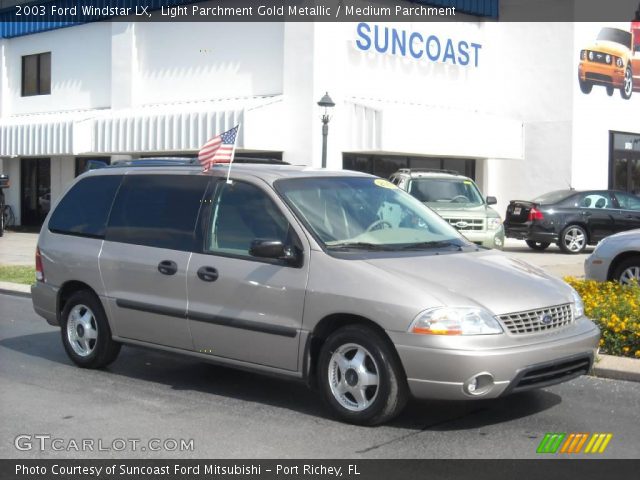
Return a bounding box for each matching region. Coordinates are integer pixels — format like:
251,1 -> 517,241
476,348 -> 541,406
459,228 -> 505,250
584,254 -> 609,282
390,319 -> 600,400
579,62 -> 625,88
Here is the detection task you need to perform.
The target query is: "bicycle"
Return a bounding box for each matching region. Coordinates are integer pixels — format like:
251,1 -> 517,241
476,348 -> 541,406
0,199 -> 15,237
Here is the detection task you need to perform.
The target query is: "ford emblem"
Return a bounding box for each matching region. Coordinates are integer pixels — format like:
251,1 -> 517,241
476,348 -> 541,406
455,221 -> 469,229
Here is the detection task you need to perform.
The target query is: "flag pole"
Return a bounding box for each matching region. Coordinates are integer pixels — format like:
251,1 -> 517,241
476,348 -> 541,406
225,123 -> 241,184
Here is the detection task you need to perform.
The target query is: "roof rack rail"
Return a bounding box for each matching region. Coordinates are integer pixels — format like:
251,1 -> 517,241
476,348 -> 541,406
396,168 -> 462,175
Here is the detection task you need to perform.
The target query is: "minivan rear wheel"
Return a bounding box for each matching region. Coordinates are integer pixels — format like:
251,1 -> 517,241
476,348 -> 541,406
318,325 -> 407,425
60,290 -> 121,368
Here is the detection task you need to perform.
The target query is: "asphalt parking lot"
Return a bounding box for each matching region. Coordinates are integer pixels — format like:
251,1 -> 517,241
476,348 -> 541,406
2,293 -> 639,459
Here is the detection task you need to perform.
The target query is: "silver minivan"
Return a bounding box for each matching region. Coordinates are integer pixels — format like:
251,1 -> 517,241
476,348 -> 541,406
32,163 -> 600,425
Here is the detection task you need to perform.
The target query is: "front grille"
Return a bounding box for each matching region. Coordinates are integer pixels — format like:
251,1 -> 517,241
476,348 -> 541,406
446,218 -> 484,231
510,355 -> 592,393
586,50 -> 611,64
499,304 -> 573,335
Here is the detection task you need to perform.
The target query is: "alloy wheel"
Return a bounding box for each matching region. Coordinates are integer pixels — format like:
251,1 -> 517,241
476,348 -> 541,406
622,67 -> 633,99
328,343 -> 380,412
619,266 -> 640,286
66,304 -> 98,357
562,227 -> 586,253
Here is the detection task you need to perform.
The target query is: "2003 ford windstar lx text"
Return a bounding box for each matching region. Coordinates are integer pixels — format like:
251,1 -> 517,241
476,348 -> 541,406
31,161 -> 600,425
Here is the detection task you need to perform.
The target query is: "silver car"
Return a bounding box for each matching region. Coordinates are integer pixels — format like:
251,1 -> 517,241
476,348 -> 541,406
32,163 -> 599,425
585,228 -> 640,284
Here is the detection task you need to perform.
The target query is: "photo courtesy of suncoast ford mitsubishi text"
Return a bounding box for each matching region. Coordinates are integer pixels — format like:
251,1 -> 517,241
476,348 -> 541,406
31,161 -> 600,425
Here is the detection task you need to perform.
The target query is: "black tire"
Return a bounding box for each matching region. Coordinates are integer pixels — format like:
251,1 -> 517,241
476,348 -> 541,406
606,85 -> 614,96
620,65 -> 633,100
60,290 -> 121,368
579,77 -> 593,94
525,240 -> 550,251
558,225 -> 588,254
612,255 -> 640,285
318,325 -> 408,425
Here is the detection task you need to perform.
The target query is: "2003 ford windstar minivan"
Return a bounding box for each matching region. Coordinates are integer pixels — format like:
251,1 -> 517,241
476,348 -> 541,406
32,162 -> 600,425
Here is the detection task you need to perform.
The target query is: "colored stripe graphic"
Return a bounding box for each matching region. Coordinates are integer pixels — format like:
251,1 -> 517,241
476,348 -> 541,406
537,433 -> 566,453
584,433 -> 613,454
560,433 -> 589,453
538,433 -> 613,454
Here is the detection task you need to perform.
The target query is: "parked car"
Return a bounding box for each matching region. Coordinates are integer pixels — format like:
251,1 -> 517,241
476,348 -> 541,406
585,229 -> 640,285
578,26 -> 639,99
505,189 -> 640,254
32,162 -> 599,425
389,169 -> 504,249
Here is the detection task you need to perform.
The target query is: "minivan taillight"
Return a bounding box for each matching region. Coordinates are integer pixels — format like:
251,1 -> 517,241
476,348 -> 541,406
528,207 -> 544,222
35,247 -> 45,282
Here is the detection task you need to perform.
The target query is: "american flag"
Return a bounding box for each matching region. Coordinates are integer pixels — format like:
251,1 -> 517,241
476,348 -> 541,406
198,125 -> 239,172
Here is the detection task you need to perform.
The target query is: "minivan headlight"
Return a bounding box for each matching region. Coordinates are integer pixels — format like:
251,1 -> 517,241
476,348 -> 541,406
487,217 -> 502,230
570,288 -> 585,319
409,307 -> 503,335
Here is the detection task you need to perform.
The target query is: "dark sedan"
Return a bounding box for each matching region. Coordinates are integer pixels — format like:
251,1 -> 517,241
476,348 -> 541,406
504,190 -> 640,253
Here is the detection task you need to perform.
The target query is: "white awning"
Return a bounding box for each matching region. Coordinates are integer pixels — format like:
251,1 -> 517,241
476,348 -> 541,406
343,99 -> 524,160
0,109 -> 101,157
0,96 -> 284,157
74,96 -> 283,154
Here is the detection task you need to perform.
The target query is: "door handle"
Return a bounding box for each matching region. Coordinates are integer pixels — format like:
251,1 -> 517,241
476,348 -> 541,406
157,260 -> 178,276
197,266 -> 219,282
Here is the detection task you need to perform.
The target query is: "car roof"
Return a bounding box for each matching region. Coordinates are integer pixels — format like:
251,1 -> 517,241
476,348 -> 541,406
392,169 -> 470,180
82,159 -> 375,184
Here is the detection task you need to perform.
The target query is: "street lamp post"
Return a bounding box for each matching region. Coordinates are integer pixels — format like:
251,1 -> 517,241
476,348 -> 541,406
317,92 -> 335,168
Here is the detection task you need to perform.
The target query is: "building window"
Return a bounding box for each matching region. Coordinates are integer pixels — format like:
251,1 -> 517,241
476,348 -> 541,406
609,131 -> 640,195
21,52 -> 51,96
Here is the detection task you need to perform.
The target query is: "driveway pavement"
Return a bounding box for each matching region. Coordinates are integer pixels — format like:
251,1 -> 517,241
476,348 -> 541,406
1,293 -> 639,459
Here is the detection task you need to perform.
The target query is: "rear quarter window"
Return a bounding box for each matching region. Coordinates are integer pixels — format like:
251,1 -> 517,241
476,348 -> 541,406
48,175 -> 122,238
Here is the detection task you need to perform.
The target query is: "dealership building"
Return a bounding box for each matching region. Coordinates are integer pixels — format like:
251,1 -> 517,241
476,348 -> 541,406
1,0 -> 639,227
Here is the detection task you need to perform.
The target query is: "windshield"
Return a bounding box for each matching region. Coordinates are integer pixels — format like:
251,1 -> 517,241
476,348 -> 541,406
275,177 -> 468,250
597,27 -> 632,48
408,178 -> 484,207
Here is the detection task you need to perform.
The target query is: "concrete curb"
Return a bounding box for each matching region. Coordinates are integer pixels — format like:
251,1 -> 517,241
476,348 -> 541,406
593,354 -> 640,383
1,283 -> 639,383
0,281 -> 31,298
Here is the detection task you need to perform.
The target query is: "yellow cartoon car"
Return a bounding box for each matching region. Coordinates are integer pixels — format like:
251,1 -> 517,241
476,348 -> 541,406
578,27 -> 638,99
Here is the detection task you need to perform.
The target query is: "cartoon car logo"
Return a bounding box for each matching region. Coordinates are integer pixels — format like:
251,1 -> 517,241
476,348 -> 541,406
578,25 -> 640,100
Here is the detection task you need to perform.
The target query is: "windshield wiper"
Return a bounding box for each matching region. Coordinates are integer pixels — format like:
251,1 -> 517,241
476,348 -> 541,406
399,241 -> 463,251
327,242 -> 392,251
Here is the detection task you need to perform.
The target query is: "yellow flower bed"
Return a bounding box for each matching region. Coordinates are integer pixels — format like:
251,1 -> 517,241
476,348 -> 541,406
565,277 -> 640,359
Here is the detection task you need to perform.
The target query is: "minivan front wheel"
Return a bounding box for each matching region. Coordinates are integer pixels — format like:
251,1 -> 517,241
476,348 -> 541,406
318,325 -> 407,425
60,290 -> 121,368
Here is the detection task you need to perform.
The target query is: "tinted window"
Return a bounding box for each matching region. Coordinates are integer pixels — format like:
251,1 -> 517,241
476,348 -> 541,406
596,28 -> 632,48
107,175 -> 209,251
48,175 -> 122,238
615,192 -> 640,211
207,181 -> 289,256
22,52 -> 51,96
568,192 -> 612,209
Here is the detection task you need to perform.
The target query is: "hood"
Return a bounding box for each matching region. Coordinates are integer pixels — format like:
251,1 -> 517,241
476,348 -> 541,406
584,40 -> 630,57
362,250 -> 573,316
427,204 -> 499,218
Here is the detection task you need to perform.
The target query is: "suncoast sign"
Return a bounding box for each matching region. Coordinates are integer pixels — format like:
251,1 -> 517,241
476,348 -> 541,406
355,23 -> 482,68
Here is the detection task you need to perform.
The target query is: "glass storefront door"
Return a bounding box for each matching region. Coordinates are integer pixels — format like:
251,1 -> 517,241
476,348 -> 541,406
610,132 -> 640,195
21,158 -> 51,227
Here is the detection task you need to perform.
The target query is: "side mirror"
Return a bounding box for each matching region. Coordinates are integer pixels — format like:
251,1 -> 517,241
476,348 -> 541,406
486,196 -> 497,206
249,239 -> 299,264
